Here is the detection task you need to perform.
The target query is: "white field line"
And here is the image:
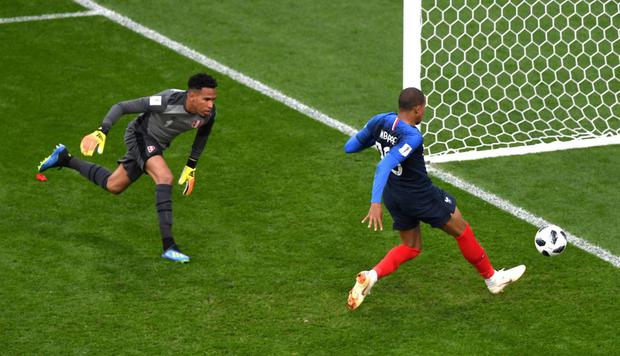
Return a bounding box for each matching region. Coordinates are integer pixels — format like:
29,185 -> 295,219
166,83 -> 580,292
72,0 -> 358,137
0,10 -> 99,25
428,167 -> 620,268
72,0 -> 620,268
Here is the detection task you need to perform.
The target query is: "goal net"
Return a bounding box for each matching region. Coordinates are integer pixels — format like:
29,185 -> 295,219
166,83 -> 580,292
404,0 -> 620,163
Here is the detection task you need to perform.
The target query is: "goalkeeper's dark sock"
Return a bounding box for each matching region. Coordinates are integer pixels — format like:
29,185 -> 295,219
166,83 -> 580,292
455,224 -> 495,279
66,157 -> 112,190
162,238 -> 176,251
156,184 -> 176,251
56,147 -> 72,167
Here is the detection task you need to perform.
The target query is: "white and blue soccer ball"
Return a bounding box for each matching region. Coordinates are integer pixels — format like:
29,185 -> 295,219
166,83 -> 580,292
535,225 -> 568,257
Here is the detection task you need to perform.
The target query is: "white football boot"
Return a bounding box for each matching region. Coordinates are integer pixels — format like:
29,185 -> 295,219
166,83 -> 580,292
485,265 -> 526,294
347,270 -> 377,310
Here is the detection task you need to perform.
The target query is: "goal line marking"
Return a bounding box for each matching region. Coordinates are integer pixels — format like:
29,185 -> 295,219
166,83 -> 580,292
428,167 -> 620,268
0,10 -> 99,25
72,0 -> 619,268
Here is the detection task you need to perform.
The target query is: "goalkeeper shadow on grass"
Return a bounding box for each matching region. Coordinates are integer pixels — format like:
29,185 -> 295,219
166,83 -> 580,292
60,232 -> 138,262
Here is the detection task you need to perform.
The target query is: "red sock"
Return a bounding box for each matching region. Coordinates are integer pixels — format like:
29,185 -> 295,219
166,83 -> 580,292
373,244 -> 420,278
455,224 -> 495,279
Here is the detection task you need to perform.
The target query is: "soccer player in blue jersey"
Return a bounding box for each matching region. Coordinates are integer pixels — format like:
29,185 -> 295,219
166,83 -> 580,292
345,87 -> 525,310
37,73 -> 218,263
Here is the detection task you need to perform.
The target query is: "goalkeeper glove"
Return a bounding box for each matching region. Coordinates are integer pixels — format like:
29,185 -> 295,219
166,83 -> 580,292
80,128 -> 107,156
178,163 -> 196,196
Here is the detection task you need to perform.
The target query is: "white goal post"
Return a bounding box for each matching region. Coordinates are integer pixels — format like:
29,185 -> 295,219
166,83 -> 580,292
403,0 -> 620,163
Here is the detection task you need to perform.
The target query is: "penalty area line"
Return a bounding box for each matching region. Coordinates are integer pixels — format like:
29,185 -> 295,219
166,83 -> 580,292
0,10 -> 100,25
72,0 -> 619,268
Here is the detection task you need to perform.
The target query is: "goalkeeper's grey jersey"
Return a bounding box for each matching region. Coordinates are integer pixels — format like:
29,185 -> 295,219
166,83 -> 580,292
100,89 -> 215,160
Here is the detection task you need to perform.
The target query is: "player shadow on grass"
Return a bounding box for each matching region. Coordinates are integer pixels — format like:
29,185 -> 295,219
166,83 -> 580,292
62,232 -> 142,266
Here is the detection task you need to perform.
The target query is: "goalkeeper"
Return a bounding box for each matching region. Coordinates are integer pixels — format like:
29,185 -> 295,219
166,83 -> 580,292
37,73 -> 218,263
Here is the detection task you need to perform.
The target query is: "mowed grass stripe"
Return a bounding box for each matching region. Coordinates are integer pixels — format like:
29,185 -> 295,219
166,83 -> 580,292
0,10 -> 618,356
74,0 -> 358,137
94,0 -> 403,129
78,0 -> 618,267
0,0 -> 83,18
439,145 -> 620,257
430,165 -> 620,267
91,0 -> 620,261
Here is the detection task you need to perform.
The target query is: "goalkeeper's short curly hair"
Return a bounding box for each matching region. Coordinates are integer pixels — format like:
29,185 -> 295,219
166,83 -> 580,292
399,87 -> 425,111
188,73 -> 218,90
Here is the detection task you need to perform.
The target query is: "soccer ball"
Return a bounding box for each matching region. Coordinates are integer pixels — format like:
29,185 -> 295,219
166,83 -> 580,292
534,225 -> 568,257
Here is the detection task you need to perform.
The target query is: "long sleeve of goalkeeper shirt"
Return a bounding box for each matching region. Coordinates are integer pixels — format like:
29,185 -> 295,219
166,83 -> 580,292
100,95 -> 168,134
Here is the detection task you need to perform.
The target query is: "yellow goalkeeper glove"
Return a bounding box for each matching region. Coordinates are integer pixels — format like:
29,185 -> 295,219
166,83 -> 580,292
80,128 -> 107,156
178,165 -> 196,196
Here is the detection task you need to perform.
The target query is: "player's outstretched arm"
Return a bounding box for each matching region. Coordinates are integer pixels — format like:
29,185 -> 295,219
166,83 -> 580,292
100,97 -> 160,133
344,135 -> 366,153
80,97 -> 159,156
344,130 -> 375,153
344,115 -> 384,153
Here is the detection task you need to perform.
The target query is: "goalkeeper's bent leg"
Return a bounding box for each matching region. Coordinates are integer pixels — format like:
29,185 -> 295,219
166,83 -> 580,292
66,157 -> 112,191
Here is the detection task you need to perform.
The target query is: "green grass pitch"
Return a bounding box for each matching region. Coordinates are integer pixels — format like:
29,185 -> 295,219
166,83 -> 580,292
0,1 -> 618,354
96,0 -> 620,254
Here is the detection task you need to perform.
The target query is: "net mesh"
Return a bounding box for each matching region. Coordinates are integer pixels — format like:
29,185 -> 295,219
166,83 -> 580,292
421,0 -> 620,159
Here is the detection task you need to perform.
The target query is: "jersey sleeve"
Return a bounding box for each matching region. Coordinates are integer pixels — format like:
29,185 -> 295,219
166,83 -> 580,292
100,94 -> 169,133
370,131 -> 422,203
386,132 -> 422,165
344,114 -> 383,153
186,111 -> 216,167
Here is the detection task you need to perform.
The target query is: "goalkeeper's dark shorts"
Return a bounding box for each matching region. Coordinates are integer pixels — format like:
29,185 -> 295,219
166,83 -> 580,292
118,127 -> 164,182
383,184 -> 457,231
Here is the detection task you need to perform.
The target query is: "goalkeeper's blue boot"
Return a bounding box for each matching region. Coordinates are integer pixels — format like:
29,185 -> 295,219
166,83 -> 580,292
38,144 -> 71,173
161,246 -> 190,263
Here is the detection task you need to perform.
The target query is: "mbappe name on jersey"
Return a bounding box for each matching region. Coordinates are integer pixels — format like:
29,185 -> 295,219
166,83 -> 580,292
379,130 -> 397,145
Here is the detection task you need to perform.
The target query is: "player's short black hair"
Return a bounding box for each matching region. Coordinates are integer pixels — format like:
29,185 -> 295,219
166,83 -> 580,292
399,87 -> 425,111
188,73 -> 218,90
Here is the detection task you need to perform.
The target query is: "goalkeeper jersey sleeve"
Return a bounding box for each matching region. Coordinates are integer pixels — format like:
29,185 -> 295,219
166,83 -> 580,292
100,90 -> 174,132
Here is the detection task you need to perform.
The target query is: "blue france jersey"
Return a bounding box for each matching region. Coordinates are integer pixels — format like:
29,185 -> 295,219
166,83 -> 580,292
345,112 -> 432,202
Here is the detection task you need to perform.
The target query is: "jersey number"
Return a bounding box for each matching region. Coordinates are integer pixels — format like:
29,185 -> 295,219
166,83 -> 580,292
375,142 -> 403,176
